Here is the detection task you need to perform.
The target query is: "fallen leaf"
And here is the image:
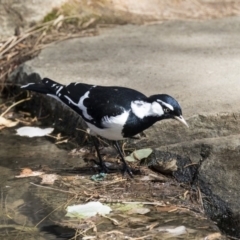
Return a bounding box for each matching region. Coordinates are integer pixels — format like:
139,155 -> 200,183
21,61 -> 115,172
146,221 -> 159,230
113,203 -> 151,216
40,174 -> 59,185
157,225 -> 187,236
15,168 -> 44,178
205,232 -> 222,240
156,205 -> 179,212
66,201 -> 112,218
12,199 -> 24,209
140,173 -> 167,182
125,148 -> 153,162
16,126 -> 54,137
0,116 -> 18,128
128,207 -> 150,215
127,216 -> 151,224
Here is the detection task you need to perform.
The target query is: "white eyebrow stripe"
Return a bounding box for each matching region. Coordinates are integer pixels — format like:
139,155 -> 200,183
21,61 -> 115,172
157,99 -> 174,111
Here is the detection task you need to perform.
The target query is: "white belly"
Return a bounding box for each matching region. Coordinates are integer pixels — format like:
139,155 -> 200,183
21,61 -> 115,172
86,122 -> 125,140
86,110 -> 130,140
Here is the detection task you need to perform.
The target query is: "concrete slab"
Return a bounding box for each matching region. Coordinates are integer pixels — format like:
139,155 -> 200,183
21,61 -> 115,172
26,16 -> 240,118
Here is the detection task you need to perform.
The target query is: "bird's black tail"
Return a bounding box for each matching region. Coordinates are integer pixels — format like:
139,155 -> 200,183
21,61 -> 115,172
21,77 -> 85,116
21,83 -> 50,94
21,78 -> 64,95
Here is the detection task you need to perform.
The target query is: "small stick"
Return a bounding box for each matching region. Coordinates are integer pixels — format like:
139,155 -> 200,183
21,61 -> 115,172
0,98 -> 31,117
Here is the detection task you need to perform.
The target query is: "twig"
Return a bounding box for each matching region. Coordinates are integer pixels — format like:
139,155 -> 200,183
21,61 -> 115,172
24,15 -> 81,34
0,97 -> 31,117
0,27 -> 47,58
29,182 -> 76,195
123,201 -> 165,206
184,162 -> 199,168
100,214 -> 119,225
0,36 -> 17,53
35,195 -> 76,228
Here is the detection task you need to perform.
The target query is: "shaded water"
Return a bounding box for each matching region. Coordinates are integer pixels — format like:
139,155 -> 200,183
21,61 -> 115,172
0,128 -> 224,239
0,128 -> 80,239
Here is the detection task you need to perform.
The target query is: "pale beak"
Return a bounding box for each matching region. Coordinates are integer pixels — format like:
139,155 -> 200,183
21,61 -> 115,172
174,115 -> 189,128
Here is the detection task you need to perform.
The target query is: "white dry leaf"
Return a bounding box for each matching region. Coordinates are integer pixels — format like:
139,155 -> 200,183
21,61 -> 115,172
157,225 -> 187,236
128,207 -> 150,215
66,201 -> 112,219
40,174 -> 59,185
0,116 -> 18,128
16,126 -> 54,137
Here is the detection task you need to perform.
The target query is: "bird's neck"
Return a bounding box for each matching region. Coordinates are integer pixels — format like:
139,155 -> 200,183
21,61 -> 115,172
122,112 -> 163,138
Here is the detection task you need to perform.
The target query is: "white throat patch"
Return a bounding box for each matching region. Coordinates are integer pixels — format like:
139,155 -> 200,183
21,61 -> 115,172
131,100 -> 164,119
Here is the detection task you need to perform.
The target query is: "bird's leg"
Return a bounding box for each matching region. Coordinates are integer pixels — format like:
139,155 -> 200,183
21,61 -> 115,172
92,137 -> 108,173
114,141 -> 133,178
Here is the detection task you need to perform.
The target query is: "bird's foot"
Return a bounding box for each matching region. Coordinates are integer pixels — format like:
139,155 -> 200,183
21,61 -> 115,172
122,163 -> 134,178
99,161 -> 109,173
91,159 -> 109,173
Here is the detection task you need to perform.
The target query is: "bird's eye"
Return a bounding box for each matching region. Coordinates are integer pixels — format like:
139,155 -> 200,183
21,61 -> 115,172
164,108 -> 170,113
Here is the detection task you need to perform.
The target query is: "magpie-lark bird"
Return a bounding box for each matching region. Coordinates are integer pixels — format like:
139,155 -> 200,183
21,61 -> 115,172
21,78 -> 188,177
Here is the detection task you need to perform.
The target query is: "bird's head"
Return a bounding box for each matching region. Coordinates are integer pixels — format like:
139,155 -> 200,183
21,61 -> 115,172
148,94 -> 188,127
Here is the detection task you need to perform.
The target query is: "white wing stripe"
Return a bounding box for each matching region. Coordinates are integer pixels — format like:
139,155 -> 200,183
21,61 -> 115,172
63,91 -> 93,120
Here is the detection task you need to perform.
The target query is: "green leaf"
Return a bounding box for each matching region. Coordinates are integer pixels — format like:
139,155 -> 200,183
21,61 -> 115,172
125,148 -> 153,162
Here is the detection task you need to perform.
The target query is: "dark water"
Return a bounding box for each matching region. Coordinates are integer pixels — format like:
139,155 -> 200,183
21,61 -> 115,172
0,128 -> 81,239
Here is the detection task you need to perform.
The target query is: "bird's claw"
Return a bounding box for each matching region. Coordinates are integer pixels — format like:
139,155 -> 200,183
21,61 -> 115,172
100,162 -> 109,173
122,164 -> 134,178
91,159 -> 109,173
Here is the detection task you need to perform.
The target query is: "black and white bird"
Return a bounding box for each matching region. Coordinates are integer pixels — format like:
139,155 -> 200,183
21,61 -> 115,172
21,78 -> 188,177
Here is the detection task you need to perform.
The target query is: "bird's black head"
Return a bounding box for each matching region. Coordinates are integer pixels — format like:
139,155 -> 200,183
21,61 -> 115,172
148,94 -> 188,127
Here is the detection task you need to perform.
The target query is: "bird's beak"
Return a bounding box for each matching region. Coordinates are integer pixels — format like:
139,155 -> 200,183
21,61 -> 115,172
174,115 -> 189,128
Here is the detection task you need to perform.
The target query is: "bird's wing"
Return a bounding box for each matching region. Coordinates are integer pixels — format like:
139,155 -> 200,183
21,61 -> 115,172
41,78 -> 95,117
82,86 -> 147,127
60,84 -> 147,128
23,78 -> 147,129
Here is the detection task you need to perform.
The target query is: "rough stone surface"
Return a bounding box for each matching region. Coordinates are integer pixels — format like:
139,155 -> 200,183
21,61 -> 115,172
154,113 -> 240,237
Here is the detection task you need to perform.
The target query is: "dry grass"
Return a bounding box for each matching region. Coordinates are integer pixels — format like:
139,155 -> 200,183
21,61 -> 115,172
0,15 -> 99,93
